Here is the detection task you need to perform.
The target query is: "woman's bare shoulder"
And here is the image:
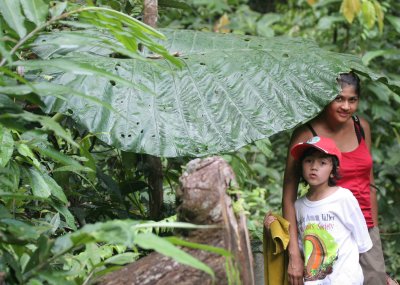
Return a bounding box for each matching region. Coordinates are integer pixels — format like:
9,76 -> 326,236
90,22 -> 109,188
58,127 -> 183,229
358,116 -> 372,144
358,116 -> 371,129
355,116 -> 371,137
290,124 -> 314,145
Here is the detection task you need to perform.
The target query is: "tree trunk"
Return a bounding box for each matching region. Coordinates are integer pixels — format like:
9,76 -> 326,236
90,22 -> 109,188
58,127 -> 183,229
98,157 -> 255,285
145,155 -> 163,220
144,0 -> 158,28
143,0 -> 163,220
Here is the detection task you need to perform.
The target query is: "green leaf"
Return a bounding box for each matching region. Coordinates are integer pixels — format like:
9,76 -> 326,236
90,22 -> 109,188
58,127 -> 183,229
254,139 -> 273,158
0,0 -> 27,38
17,143 -> 41,168
0,192 -> 48,202
43,173 -> 68,203
104,252 -> 139,265
3,112 -> 79,148
372,0 -> 384,33
132,221 -> 214,230
35,29 -> 390,157
0,81 -> 124,119
26,279 -> 44,285
0,161 -> 20,192
166,236 -> 233,257
79,135 -> 97,181
88,220 -> 137,245
79,10 -> 136,54
51,202 -> 77,231
32,146 -> 92,173
20,0 -> 48,26
0,125 -> 14,167
340,0 -> 361,23
0,205 -> 12,219
38,272 -> 77,285
25,168 -> 51,198
52,165 -> 94,173
32,29 -> 147,60
362,50 -> 399,66
371,102 -> 396,121
17,59 -> 139,88
386,15 -> 400,34
1,218 -> 40,242
361,0 -> 376,29
317,16 -> 343,30
2,251 -> 24,282
24,234 -> 54,273
135,233 -> 215,277
74,7 -> 181,66
0,23 -> 12,64
49,1 -> 67,18
49,212 -> 61,234
0,94 -> 23,113
79,7 -> 165,39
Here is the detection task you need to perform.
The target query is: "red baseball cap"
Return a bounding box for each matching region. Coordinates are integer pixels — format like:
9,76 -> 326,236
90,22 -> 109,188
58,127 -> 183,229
290,136 -> 342,165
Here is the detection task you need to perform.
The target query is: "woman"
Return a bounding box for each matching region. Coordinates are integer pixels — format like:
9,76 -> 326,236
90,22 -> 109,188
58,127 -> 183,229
282,72 -> 386,285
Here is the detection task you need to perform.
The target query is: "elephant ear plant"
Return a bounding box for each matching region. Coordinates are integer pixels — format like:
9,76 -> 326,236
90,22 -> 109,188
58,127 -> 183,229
31,28 -> 397,157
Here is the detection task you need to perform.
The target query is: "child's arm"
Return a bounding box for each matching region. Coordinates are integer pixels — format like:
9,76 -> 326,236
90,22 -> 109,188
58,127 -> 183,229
343,190 -> 373,253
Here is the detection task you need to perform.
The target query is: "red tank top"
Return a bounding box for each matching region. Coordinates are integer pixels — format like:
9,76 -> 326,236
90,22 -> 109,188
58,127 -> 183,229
337,139 -> 374,228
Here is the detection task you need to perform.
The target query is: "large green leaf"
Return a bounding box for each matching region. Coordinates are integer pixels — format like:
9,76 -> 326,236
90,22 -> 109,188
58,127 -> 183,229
35,29 -> 394,157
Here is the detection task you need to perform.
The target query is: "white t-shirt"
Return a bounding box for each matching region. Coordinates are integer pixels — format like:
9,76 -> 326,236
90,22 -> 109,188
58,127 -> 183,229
295,187 -> 372,285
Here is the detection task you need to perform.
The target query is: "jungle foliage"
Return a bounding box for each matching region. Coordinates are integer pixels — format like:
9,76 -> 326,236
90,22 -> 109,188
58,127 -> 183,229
0,0 -> 399,284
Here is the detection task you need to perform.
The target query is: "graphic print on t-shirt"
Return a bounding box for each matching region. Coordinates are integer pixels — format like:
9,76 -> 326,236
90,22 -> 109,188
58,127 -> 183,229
303,223 -> 338,281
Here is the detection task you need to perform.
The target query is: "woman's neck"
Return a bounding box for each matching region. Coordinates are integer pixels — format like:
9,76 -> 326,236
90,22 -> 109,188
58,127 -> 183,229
317,112 -> 349,133
313,113 -> 358,152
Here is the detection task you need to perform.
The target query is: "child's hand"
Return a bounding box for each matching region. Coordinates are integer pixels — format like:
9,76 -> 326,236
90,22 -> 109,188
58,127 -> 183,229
263,212 -> 277,229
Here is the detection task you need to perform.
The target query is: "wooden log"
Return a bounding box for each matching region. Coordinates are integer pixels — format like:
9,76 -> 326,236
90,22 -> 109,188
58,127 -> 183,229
98,156 -> 254,285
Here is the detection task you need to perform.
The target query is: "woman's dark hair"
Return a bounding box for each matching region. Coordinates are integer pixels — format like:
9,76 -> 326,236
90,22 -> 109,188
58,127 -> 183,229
299,148 -> 341,187
338,72 -> 361,97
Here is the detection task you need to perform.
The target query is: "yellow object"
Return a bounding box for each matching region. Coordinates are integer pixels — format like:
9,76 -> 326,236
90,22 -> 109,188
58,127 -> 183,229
263,213 -> 290,285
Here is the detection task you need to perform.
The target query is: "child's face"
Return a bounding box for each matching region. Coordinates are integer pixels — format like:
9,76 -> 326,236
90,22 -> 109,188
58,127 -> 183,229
301,151 -> 333,188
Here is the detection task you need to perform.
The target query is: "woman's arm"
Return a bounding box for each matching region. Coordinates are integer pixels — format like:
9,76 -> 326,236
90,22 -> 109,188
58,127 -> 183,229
282,127 -> 310,285
361,118 -> 379,226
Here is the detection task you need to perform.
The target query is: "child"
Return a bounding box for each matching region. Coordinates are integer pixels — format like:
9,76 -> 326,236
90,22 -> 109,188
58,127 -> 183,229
291,136 -> 372,285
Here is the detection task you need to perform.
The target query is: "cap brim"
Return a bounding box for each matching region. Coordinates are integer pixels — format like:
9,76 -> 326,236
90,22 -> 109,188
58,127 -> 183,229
290,143 -> 328,161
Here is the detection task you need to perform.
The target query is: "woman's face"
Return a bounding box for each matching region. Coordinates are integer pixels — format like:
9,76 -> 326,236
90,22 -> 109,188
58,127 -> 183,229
326,85 -> 359,123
